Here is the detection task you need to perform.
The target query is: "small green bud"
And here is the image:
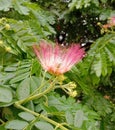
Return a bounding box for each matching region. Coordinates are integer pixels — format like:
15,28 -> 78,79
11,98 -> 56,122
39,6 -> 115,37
70,91 -> 77,97
5,47 -> 11,52
5,24 -> 10,30
97,22 -> 101,26
0,17 -> 6,23
68,82 -> 77,89
57,74 -> 66,82
0,40 -> 3,45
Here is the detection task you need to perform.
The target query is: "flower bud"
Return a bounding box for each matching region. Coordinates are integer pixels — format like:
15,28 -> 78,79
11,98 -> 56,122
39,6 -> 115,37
5,47 -> 11,52
5,24 -> 10,30
57,74 -> 66,82
97,22 -> 101,26
0,17 -> 6,23
68,82 -> 77,89
0,40 -> 3,45
70,91 -> 77,97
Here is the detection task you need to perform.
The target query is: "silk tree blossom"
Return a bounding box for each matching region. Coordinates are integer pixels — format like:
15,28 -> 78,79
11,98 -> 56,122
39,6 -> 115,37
33,41 -> 85,76
109,16 -> 115,26
103,16 -> 115,29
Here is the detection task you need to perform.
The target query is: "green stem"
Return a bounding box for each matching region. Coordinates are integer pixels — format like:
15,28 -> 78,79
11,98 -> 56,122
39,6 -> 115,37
14,76 -> 69,130
23,116 -> 40,130
15,103 -> 68,130
17,76 -> 57,105
0,118 -> 5,124
30,74 -> 54,96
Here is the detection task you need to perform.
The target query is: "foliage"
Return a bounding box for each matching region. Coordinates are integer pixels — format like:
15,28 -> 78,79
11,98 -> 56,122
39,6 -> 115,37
0,0 -> 115,130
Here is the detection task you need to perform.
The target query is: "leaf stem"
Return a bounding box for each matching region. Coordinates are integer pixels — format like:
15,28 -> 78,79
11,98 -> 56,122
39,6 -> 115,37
30,74 -> 54,96
15,102 -> 68,130
14,76 -> 69,130
0,118 -> 5,124
17,76 -> 57,105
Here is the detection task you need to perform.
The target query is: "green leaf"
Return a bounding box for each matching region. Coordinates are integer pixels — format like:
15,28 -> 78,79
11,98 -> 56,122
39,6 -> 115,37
12,0 -> 29,15
99,9 -> 112,20
92,0 -> 99,6
93,52 -> 102,77
0,86 -> 12,103
17,39 -> 27,52
17,76 -> 41,99
100,0 -> 107,3
9,72 -> 30,84
0,73 -> 15,84
74,110 -> 87,128
65,111 -> 74,125
5,120 -> 28,129
0,99 -> 16,107
101,50 -> 107,76
68,0 -> 91,11
4,65 -> 17,72
105,44 -> 115,64
31,59 -> 41,75
111,112 -> 115,122
15,67 -> 30,76
25,101 -> 34,111
0,0 -> 12,11
30,76 -> 41,93
18,112 -> 35,121
16,78 -> 30,100
0,124 -> 6,130
34,121 -> 54,130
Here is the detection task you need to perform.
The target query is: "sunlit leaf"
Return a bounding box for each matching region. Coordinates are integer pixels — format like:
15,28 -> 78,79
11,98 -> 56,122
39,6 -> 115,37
0,0 -> 12,11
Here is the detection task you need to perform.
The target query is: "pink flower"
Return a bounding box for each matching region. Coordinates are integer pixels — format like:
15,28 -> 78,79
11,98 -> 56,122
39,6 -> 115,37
103,16 -> 115,29
109,16 -> 115,26
33,41 -> 85,76
102,24 -> 111,29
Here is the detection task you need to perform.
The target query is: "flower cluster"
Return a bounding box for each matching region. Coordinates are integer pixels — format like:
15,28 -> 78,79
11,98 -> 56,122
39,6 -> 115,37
33,41 -> 85,76
61,82 -> 78,97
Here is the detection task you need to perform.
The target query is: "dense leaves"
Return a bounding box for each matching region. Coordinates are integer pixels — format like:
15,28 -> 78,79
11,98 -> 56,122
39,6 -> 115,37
0,0 -> 115,130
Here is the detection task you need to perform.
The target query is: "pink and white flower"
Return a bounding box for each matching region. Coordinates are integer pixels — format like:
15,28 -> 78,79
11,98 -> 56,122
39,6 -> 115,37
103,16 -> 115,29
109,16 -> 115,26
33,41 -> 85,75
